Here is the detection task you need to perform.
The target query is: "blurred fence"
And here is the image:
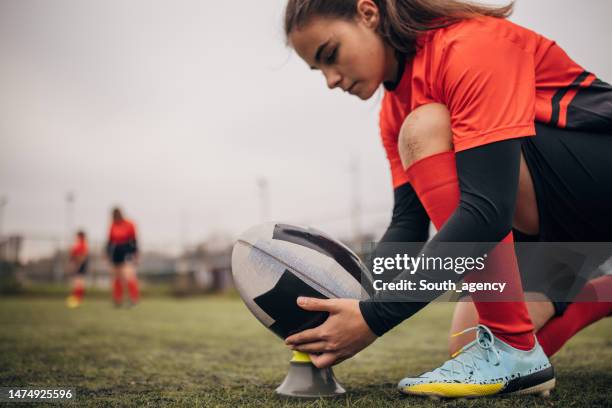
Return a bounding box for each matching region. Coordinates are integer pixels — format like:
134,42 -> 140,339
0,234 -> 234,295
0,231 -> 379,296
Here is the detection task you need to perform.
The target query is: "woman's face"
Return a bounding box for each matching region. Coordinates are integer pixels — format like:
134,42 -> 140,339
289,11 -> 396,100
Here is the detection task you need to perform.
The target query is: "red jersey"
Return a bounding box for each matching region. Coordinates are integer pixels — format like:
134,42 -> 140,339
70,238 -> 88,259
380,16 -> 612,188
108,219 -> 137,245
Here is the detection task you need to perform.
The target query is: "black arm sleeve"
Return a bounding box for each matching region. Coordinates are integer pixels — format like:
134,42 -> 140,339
379,182 -> 430,243
360,138 -> 523,336
129,239 -> 138,254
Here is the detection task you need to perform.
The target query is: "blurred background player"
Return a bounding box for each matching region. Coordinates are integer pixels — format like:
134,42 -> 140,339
66,230 -> 88,308
106,207 -> 140,307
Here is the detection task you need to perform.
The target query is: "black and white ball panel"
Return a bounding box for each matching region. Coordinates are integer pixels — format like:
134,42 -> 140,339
231,223 -> 371,339
271,223 -> 371,287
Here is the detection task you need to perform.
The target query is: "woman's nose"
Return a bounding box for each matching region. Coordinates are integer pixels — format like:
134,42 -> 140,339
323,69 -> 342,90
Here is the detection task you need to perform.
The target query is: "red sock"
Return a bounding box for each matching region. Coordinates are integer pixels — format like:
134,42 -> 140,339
537,275 -> 612,356
407,151 -> 535,350
113,277 -> 123,304
127,278 -> 140,303
72,283 -> 85,301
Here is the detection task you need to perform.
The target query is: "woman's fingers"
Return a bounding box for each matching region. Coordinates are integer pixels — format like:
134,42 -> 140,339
291,341 -> 329,354
309,352 -> 339,369
285,297 -> 338,345
285,327 -> 322,345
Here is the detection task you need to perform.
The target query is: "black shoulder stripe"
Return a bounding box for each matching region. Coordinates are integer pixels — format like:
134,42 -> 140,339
272,223 -> 372,293
550,70 -> 591,127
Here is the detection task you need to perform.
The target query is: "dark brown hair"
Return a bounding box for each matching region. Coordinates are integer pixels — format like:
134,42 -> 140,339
285,0 -> 513,57
112,207 -> 124,222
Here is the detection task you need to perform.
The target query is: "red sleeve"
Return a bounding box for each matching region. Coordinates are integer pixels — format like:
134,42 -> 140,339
439,34 -> 536,152
379,94 -> 411,189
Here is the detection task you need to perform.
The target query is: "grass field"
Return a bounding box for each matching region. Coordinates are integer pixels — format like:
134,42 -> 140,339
1,296 -> 610,407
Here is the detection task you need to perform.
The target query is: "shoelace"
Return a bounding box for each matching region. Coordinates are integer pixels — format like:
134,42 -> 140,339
428,325 -> 501,379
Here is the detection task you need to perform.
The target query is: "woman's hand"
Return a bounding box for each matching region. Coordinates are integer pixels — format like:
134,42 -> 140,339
284,297 -> 377,368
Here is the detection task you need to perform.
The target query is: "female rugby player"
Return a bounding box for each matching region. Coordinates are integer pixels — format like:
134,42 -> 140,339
66,230 -> 88,308
282,0 -> 612,399
106,207 -> 140,306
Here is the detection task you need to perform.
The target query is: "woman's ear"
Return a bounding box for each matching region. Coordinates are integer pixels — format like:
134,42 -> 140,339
356,0 -> 380,29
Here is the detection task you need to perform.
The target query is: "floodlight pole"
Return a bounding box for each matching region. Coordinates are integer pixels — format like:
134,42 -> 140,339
60,192 -> 75,282
257,177 -> 270,223
65,191 -> 75,249
179,209 -> 190,253
0,196 -> 7,239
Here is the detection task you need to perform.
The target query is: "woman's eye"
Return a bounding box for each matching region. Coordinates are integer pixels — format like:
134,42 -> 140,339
326,47 -> 338,64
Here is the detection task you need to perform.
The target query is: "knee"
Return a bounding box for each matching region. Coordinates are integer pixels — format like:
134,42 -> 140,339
398,103 -> 453,169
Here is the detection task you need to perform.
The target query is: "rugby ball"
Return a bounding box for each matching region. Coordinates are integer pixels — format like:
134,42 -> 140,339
231,222 -> 372,339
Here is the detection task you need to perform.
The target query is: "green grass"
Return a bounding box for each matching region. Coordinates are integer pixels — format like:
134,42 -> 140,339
0,297 -> 610,407
4,282 -> 177,298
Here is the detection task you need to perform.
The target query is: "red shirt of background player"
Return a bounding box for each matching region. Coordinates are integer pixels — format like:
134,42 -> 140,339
108,219 -> 137,245
70,236 -> 88,260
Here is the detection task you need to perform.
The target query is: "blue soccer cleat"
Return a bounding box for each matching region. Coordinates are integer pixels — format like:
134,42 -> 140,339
398,325 -> 555,399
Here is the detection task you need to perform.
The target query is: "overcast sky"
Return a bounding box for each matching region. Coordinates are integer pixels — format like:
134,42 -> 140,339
1,0 -> 611,256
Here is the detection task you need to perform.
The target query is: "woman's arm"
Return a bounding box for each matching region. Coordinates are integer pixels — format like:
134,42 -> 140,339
360,137 -> 523,336
379,182 -> 430,243
287,138 -> 525,368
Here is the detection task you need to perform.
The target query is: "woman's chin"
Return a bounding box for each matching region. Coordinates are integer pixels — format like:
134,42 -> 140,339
355,85 -> 377,100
